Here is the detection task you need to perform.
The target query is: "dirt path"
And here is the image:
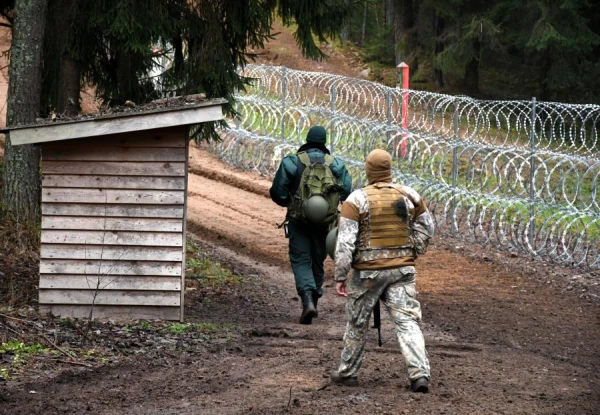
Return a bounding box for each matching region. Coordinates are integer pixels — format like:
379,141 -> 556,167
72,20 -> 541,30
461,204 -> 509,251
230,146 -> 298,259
3,145 -> 598,414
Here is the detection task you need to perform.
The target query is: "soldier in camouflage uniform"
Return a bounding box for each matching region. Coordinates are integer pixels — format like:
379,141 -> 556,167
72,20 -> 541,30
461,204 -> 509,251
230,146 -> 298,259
330,149 -> 434,393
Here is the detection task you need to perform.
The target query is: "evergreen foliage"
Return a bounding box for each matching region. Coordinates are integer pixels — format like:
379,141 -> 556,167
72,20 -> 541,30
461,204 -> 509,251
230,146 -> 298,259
435,16 -> 502,79
343,0 -> 600,103
39,0 -> 349,140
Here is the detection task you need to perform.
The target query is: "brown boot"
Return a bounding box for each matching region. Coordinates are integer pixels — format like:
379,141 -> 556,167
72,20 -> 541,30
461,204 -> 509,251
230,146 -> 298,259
299,291 -> 316,324
330,371 -> 358,386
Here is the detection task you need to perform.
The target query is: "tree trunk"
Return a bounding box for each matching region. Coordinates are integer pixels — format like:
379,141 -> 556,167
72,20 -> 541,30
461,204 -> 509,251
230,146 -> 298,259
42,0 -> 80,116
2,0 -> 49,222
361,1 -> 367,47
339,0 -> 350,44
57,56 -> 80,116
538,54 -> 551,101
385,0 -> 394,26
464,57 -> 479,94
394,0 -> 416,65
434,13 -> 445,88
464,40 -> 481,94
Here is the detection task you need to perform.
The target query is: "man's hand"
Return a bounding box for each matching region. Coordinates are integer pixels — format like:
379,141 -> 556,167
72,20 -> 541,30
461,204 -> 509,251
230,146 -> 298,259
336,281 -> 348,297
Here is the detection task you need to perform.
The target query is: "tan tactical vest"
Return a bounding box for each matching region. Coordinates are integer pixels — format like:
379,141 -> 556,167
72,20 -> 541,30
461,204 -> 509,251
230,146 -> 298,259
355,183 -> 415,264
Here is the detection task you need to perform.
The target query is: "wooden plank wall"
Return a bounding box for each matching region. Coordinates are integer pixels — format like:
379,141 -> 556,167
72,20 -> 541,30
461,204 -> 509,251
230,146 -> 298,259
38,126 -> 188,321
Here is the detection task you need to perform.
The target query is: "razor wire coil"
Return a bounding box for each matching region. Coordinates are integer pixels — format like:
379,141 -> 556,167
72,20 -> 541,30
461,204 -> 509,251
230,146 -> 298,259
212,65 -> 600,270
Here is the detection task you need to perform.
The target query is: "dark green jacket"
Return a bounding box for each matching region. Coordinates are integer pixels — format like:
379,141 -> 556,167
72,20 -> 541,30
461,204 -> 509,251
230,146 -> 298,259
269,149 -> 353,209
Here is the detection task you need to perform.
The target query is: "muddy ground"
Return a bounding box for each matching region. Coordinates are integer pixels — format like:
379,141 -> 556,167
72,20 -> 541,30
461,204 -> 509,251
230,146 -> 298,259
1,145 -> 598,415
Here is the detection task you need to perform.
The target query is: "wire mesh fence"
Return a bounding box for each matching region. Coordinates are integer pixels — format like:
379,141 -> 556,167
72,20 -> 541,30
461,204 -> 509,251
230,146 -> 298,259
212,64 -> 600,270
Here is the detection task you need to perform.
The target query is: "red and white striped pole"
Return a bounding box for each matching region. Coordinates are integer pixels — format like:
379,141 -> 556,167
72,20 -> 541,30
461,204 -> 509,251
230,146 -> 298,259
397,62 -> 410,158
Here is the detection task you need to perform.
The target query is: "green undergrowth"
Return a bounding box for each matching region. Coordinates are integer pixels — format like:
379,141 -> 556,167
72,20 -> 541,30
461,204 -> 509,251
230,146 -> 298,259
0,313 -> 237,382
0,341 -> 53,379
185,240 -> 243,289
0,341 -> 49,359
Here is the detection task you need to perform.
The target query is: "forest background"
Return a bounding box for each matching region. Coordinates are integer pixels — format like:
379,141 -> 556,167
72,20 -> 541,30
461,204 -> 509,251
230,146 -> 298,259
344,0 -> 600,103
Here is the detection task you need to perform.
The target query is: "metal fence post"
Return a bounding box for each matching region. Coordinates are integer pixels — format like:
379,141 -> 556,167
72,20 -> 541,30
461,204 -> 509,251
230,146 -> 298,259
398,62 -> 410,158
529,97 -> 537,252
451,100 -> 459,235
385,88 -> 392,148
280,67 -> 287,140
330,81 -> 337,154
234,94 -> 241,129
233,66 -> 241,128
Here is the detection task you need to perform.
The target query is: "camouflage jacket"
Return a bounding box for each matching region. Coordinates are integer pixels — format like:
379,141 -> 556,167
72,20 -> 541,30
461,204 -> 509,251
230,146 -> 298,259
334,183 -> 435,282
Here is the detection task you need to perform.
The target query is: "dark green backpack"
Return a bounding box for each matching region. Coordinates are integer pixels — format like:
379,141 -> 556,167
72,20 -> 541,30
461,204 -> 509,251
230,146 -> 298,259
290,151 -> 340,224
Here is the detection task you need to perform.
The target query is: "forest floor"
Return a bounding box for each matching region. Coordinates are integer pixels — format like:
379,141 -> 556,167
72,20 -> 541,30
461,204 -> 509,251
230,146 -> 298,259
1,22 -> 600,415
249,22 -> 371,79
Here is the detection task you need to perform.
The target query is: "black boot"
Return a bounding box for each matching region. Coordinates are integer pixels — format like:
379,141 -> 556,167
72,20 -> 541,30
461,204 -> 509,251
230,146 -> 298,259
330,371 -> 359,386
312,292 -> 319,318
410,377 -> 429,393
299,291 -> 316,324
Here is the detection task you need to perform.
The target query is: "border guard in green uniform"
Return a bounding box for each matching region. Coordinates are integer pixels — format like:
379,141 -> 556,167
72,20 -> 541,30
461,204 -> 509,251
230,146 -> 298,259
270,126 -> 353,324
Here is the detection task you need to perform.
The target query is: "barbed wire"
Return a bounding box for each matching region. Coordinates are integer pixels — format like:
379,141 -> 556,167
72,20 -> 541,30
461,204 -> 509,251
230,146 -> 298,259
241,65 -> 600,155
212,65 -> 599,270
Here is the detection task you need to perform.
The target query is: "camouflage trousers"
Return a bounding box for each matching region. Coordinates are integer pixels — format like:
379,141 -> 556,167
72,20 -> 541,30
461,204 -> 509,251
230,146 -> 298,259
337,266 -> 430,381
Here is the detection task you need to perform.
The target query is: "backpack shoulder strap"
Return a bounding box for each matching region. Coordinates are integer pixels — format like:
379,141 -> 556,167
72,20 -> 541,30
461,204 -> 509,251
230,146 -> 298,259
292,152 -> 310,195
323,154 -> 334,167
298,151 -> 311,166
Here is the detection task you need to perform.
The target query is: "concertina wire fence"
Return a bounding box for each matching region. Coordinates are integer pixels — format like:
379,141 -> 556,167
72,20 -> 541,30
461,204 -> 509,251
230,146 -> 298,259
210,64 -> 600,270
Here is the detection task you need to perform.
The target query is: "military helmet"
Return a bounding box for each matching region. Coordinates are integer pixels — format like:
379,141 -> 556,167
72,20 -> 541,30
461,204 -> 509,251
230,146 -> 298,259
326,227 -> 338,259
304,195 -> 329,223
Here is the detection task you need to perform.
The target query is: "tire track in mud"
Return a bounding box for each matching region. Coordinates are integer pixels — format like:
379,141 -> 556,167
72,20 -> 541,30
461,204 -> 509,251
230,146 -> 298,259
186,162 -> 289,269
188,165 -> 270,199
187,191 -> 275,226
188,144 -> 271,199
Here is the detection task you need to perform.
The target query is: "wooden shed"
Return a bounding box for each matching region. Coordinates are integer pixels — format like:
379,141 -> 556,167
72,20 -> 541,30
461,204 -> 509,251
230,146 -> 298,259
3,99 -> 226,321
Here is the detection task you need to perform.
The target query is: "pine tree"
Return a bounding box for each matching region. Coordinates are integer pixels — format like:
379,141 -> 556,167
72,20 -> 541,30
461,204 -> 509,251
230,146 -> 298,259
40,0 -> 349,139
519,0 -> 600,101
434,8 -> 502,94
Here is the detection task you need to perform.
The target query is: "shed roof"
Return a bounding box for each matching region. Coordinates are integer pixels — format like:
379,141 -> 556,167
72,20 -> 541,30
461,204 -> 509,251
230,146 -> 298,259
1,97 -> 227,146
